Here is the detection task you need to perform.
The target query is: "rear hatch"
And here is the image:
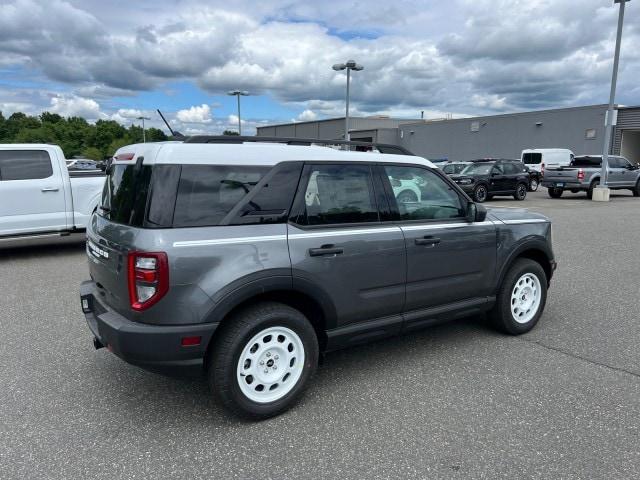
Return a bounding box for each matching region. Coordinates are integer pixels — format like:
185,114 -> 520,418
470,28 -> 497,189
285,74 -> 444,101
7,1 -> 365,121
87,155 -> 154,315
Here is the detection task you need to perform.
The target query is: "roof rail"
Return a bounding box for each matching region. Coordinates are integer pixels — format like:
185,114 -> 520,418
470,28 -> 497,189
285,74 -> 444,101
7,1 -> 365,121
183,135 -> 415,156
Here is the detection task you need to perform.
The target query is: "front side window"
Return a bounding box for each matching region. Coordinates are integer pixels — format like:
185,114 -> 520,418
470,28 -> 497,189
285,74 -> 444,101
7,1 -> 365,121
298,164 -> 379,225
384,165 -> 465,221
0,150 -> 53,180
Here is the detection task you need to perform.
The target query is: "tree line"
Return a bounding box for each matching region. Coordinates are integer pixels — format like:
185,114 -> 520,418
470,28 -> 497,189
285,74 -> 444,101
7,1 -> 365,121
0,111 -> 168,160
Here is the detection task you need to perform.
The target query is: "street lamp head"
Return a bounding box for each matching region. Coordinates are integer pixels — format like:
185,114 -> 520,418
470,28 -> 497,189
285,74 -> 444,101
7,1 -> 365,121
352,65 -> 364,71
614,0 -> 630,4
228,90 -> 250,96
332,63 -> 346,71
239,91 -> 249,96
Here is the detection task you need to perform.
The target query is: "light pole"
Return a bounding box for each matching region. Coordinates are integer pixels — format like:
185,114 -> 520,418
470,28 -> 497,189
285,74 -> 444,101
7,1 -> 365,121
596,0 -> 631,201
332,60 -> 364,141
137,116 -> 150,143
227,90 -> 249,135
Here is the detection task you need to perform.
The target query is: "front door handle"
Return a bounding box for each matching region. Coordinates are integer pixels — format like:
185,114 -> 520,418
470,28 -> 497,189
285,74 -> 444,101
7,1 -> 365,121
41,187 -> 59,192
309,245 -> 344,257
415,236 -> 441,246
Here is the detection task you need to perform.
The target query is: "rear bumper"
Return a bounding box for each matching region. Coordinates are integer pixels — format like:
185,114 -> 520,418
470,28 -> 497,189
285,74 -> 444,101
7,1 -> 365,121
541,180 -> 583,190
80,280 -> 218,373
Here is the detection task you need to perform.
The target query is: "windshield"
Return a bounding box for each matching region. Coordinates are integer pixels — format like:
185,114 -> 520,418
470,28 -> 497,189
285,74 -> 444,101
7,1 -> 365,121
460,163 -> 493,175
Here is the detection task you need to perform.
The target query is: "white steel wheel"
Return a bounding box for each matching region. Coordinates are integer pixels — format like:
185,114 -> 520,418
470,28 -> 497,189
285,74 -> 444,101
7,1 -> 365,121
510,273 -> 542,324
236,326 -> 305,404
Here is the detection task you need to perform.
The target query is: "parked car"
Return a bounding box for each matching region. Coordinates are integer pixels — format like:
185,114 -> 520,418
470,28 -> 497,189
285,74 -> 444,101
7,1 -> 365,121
80,138 -> 556,419
442,161 -> 471,176
67,159 -> 98,170
0,144 -> 105,240
450,159 -> 530,202
521,148 -> 574,177
542,155 -> 640,198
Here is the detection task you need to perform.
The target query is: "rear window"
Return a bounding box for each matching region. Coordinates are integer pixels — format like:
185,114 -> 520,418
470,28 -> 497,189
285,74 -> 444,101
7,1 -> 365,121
100,163 -> 152,226
0,150 -> 53,180
571,156 -> 602,167
522,153 -> 542,165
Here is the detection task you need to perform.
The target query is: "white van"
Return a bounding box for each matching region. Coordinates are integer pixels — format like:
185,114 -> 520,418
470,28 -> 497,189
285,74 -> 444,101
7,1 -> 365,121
521,148 -> 574,175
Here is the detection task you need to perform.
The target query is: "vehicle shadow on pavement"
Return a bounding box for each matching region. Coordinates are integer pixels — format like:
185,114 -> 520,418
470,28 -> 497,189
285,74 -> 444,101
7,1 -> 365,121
84,315 -> 497,425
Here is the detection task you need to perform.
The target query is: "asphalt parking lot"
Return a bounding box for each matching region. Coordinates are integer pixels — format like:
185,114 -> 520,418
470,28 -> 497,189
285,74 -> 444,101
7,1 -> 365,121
1,189 -> 639,479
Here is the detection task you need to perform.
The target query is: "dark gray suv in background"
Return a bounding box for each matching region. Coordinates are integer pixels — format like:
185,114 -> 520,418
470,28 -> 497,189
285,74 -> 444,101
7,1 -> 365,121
80,137 -> 556,419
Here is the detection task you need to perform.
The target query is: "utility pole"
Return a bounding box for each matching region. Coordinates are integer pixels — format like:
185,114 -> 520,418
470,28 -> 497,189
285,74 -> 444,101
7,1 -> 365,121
594,0 -> 631,201
137,116 -> 151,143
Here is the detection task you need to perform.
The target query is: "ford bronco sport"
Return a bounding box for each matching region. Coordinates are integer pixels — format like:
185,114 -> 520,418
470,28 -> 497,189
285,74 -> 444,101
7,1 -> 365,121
80,137 -> 556,419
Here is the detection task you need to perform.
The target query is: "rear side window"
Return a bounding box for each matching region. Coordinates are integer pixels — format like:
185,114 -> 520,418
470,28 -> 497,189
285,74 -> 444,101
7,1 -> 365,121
522,153 -> 542,165
297,164 -> 379,225
503,163 -> 521,174
172,165 -> 269,227
0,150 -> 53,180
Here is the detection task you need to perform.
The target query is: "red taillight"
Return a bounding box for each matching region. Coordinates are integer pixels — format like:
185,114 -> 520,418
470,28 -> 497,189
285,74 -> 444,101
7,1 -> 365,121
577,168 -> 585,181
128,251 -> 169,311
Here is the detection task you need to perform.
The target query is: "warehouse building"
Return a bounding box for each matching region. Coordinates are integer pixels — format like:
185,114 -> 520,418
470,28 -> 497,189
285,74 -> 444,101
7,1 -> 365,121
256,104 -> 640,164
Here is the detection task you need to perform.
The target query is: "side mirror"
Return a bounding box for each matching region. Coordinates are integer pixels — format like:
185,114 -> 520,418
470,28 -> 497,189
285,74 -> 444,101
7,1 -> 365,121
491,172 -> 499,177
467,202 -> 487,223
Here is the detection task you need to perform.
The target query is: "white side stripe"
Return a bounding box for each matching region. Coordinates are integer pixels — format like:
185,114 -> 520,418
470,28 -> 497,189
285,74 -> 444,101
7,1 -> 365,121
289,227 -> 400,239
500,219 -> 548,225
173,235 -> 286,247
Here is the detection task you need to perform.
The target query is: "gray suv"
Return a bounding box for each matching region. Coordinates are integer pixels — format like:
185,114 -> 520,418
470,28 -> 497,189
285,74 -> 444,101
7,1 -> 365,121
80,138 -> 556,419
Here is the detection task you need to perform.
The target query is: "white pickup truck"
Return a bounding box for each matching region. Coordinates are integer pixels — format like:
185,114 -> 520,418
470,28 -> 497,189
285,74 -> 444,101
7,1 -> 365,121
0,144 -> 105,241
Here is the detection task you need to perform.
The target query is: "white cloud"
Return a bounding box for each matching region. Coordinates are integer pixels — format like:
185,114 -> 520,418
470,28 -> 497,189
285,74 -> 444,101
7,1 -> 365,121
176,104 -> 213,123
297,109 -> 317,121
0,0 -> 638,122
49,95 -> 102,119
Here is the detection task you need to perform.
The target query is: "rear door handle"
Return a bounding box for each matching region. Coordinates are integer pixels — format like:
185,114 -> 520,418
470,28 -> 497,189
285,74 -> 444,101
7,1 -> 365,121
415,236 -> 441,246
309,245 -> 344,257
41,187 -> 59,192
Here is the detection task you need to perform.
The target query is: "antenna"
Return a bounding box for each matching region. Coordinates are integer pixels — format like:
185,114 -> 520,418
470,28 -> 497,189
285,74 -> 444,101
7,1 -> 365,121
156,109 -> 183,138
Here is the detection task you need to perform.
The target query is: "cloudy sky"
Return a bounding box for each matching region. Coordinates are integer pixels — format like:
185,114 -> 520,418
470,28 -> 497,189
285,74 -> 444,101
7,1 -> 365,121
0,0 -> 638,135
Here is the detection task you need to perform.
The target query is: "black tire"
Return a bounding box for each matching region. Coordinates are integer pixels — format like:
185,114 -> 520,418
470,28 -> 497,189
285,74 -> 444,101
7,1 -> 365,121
633,179 -> 640,197
529,177 -> 539,192
473,184 -> 489,203
489,259 -> 547,335
547,187 -> 563,198
397,190 -> 418,204
513,183 -> 528,200
586,180 -> 599,200
208,302 -> 319,420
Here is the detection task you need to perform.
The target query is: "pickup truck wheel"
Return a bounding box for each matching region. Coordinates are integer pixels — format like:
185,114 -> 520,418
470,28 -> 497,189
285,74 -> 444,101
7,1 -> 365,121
529,177 -> 539,192
513,183 -> 528,200
473,184 -> 488,203
490,259 -> 547,335
586,180 -> 599,200
208,302 -> 318,420
547,187 -> 563,198
633,179 -> 640,197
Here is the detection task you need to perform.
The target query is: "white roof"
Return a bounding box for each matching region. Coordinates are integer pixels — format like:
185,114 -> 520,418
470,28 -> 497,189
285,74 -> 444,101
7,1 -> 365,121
113,141 -> 434,168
